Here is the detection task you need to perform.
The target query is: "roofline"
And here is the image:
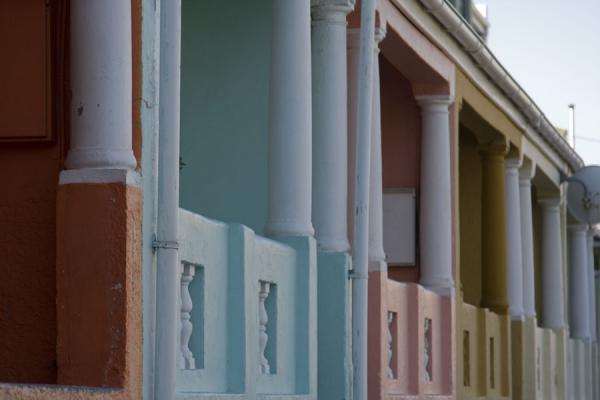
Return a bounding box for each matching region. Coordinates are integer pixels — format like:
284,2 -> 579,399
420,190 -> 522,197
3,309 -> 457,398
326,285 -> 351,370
417,0 -> 584,171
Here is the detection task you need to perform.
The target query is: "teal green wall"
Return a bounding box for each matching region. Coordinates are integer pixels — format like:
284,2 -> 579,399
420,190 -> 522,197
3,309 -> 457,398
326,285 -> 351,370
180,0 -> 272,234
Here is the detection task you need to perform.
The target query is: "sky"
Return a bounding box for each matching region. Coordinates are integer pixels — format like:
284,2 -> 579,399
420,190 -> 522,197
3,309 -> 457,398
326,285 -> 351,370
479,0 -> 600,166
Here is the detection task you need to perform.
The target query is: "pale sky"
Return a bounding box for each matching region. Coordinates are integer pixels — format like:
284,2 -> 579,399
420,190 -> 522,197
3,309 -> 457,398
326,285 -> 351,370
480,0 -> 600,166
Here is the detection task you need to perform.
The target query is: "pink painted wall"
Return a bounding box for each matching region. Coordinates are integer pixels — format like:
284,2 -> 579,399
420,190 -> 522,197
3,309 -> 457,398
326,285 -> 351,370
380,55 -> 421,282
380,55 -> 421,191
368,271 -> 454,399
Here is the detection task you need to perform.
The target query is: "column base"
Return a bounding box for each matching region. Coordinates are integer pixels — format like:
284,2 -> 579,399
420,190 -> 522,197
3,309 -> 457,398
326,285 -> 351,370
420,281 -> 455,297
56,171 -> 141,394
64,148 -> 137,171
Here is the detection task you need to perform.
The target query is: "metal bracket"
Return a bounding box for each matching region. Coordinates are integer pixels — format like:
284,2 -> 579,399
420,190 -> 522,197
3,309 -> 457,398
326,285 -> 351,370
152,237 -> 179,251
348,272 -> 368,280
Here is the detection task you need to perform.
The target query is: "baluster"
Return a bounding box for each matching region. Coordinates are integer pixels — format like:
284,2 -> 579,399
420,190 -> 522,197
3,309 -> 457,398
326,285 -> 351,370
259,281 -> 271,374
387,312 -> 394,379
180,262 -> 196,369
424,318 -> 432,382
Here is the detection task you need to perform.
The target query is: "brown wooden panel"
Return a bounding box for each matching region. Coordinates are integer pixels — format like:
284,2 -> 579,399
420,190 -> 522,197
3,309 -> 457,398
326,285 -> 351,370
0,0 -> 52,141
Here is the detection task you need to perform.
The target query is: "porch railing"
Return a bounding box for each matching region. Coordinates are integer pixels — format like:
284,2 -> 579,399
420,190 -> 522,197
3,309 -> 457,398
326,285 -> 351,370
369,274 -> 453,399
460,303 -> 510,399
176,209 -> 315,398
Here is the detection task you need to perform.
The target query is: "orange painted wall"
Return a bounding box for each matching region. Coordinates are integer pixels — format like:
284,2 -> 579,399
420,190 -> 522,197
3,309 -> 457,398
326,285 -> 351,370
56,184 -> 142,393
380,56 -> 421,282
0,0 -> 66,383
0,0 -> 143,386
0,144 -> 61,383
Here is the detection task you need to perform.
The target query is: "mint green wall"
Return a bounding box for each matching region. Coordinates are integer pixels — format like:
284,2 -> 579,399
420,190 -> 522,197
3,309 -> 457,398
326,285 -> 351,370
180,0 -> 272,234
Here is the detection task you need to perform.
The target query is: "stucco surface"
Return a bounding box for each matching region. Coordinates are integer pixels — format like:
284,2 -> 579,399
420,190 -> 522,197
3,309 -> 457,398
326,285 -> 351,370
458,128 -> 483,307
56,183 -> 142,397
0,146 -> 60,384
381,56 -> 421,192
0,384 -> 126,400
179,0 -> 272,235
0,0 -> 65,383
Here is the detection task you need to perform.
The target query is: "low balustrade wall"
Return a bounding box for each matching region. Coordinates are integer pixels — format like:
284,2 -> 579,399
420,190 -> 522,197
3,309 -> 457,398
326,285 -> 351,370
459,303 -> 510,400
176,209 -> 316,399
532,325 -> 566,400
567,338 -> 592,400
368,272 -> 453,400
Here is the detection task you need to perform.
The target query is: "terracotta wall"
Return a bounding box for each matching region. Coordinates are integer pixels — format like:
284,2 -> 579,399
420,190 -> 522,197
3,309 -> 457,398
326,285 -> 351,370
0,0 -> 66,383
380,56 -> 421,282
0,0 -> 143,387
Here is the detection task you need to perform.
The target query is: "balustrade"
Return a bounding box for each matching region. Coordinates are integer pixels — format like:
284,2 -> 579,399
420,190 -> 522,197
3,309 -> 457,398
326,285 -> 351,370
180,262 -> 196,370
387,311 -> 395,380
175,209 -> 313,397
259,281 -> 271,374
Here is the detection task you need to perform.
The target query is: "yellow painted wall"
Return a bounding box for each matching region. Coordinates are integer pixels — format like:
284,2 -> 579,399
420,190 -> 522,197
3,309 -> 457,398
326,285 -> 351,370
455,71 -> 523,151
532,189 -> 543,320
459,127 -> 483,307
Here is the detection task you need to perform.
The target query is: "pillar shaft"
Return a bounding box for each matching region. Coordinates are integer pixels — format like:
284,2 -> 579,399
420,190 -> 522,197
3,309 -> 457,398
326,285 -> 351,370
569,225 -> 590,339
588,231 -> 597,340
368,28 -> 386,267
311,0 -> 354,252
539,198 -> 565,329
67,0 -> 136,170
266,0 -> 314,237
519,164 -> 536,318
416,95 -> 454,296
505,158 -> 524,318
347,29 -> 359,249
480,144 -> 508,313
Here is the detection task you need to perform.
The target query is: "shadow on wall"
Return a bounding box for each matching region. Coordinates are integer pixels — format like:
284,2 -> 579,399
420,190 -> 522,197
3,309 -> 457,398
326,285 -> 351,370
179,0 -> 273,235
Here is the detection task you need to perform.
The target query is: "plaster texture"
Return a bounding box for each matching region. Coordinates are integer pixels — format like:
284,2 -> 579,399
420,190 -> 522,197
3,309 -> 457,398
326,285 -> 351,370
316,252 -> 352,400
56,182 -> 142,396
0,0 -> 64,383
179,0 -> 272,235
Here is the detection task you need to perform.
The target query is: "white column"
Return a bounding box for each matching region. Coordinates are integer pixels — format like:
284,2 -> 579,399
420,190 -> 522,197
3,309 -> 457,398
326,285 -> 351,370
66,0 -> 136,170
569,224 -> 590,339
311,0 -> 354,252
520,162 -> 536,318
588,230 -> 597,341
505,158 -> 524,318
266,0 -> 314,237
415,95 -> 454,296
368,28 -> 386,269
539,197 -> 566,329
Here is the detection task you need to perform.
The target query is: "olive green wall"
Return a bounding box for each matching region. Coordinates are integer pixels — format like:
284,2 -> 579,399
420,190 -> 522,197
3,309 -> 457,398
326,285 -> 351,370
459,126 -> 483,306
179,0 -> 272,234
532,188 -> 543,321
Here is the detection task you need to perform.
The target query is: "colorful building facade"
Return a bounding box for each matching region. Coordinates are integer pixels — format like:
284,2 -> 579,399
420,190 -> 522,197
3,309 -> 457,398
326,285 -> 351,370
0,0 -> 597,400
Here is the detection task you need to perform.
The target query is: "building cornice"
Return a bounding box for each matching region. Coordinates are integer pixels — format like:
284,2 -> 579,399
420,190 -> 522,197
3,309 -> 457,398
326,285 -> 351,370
413,0 -> 583,172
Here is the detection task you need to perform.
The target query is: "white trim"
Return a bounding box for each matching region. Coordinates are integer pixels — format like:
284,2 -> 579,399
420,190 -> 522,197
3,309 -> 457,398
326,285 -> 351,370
59,169 -> 142,187
414,0 -> 583,171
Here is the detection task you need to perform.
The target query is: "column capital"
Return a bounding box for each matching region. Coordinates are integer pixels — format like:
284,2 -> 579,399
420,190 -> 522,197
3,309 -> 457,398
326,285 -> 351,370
311,0 -> 354,22
478,138 -> 510,157
519,159 -> 536,182
569,223 -> 589,233
504,157 -> 522,171
347,27 -> 387,49
415,95 -> 454,110
538,196 -> 562,208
